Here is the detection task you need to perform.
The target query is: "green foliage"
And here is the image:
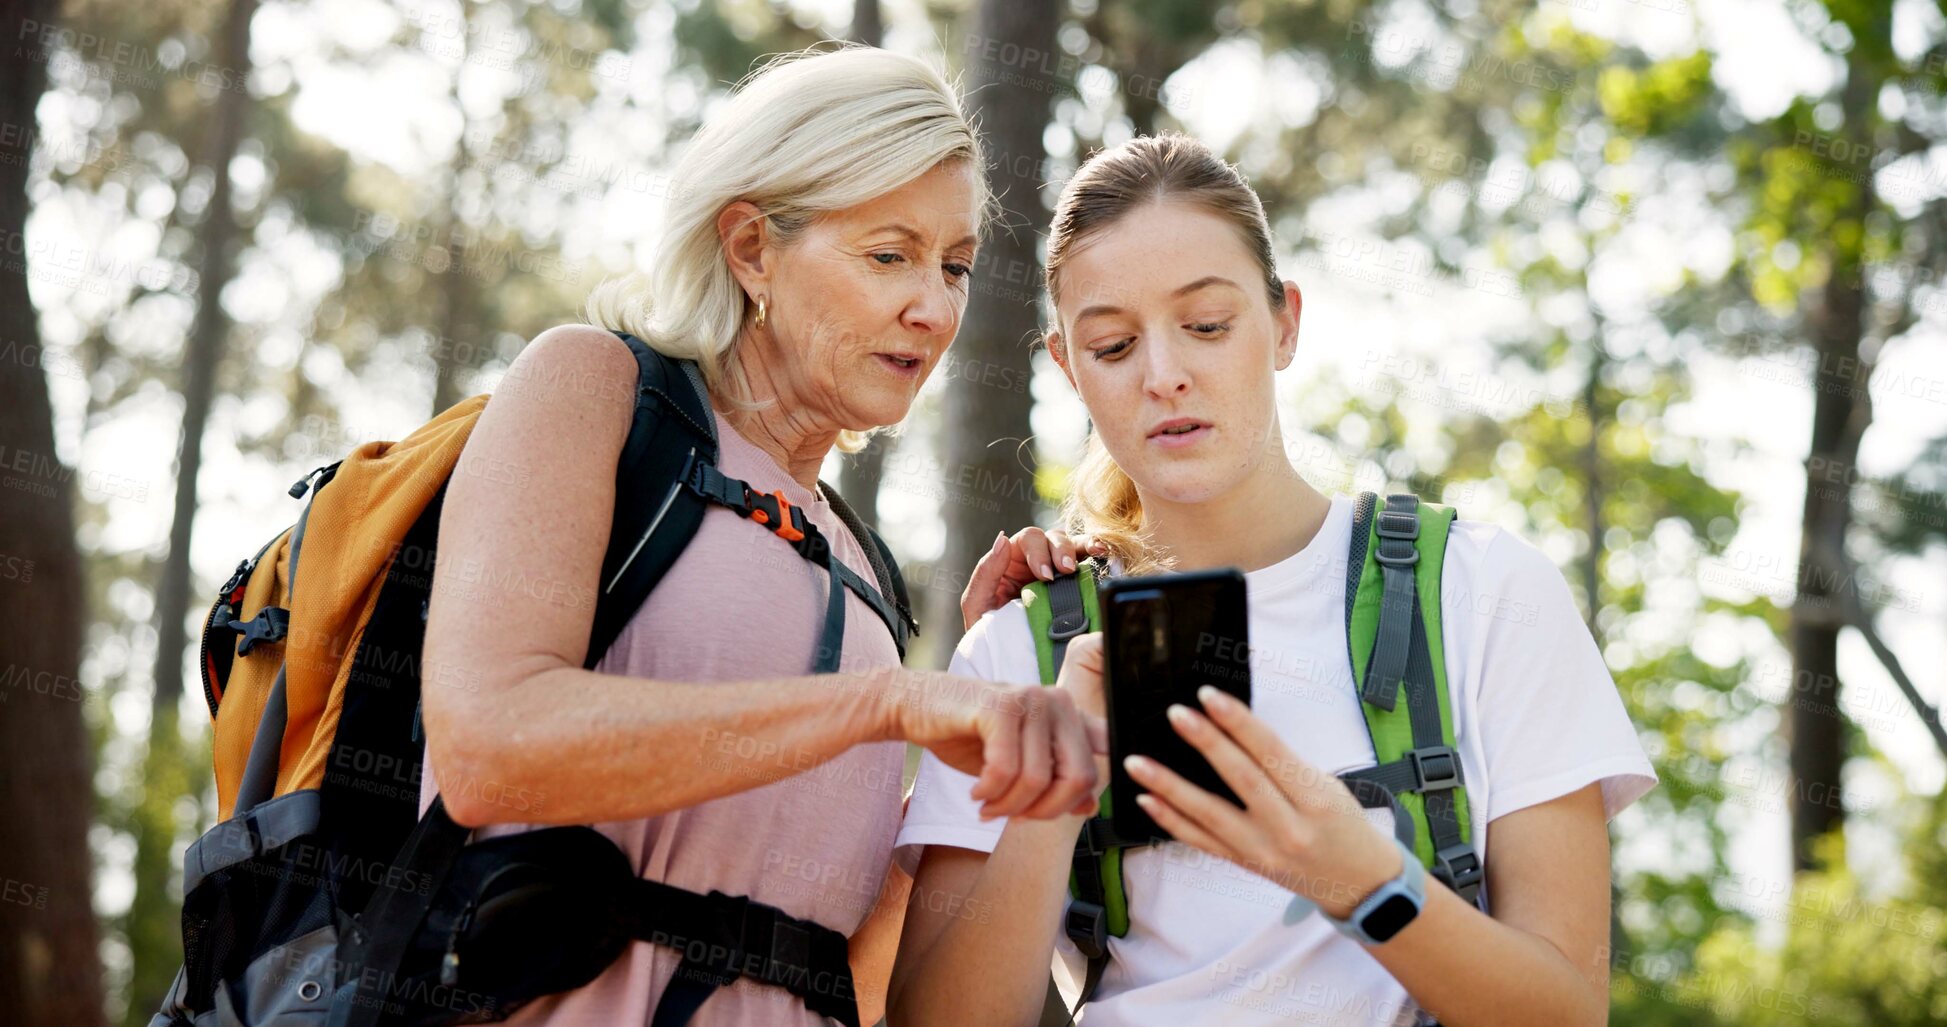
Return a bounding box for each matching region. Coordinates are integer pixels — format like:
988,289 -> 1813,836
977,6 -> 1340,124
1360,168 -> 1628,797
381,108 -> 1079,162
1616,812 -> 1947,1026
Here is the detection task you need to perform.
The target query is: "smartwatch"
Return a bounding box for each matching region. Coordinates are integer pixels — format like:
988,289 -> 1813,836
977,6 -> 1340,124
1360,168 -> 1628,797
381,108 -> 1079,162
1321,837 -> 1427,945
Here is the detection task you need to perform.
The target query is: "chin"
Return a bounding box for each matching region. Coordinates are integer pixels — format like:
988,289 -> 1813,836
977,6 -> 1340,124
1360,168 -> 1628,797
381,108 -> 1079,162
1126,460 -> 1235,507
847,395 -> 918,432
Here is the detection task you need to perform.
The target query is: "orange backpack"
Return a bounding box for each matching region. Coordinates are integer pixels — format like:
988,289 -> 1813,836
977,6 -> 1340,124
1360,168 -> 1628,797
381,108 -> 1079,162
202,393 -> 481,821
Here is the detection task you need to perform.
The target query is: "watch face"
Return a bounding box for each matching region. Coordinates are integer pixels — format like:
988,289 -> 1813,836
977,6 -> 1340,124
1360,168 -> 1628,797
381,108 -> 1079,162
1362,894 -> 1420,942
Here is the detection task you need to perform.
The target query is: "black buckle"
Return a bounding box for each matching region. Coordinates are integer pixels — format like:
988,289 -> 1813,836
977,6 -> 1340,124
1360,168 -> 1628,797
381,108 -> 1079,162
228,606 -> 290,656
1063,899 -> 1108,960
1432,844 -> 1483,894
1407,746 -> 1462,792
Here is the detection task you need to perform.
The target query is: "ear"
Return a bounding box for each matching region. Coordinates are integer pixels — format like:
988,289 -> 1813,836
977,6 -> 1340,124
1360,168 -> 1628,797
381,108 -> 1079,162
1273,280 -> 1302,371
717,201 -> 771,302
1045,328 -> 1078,390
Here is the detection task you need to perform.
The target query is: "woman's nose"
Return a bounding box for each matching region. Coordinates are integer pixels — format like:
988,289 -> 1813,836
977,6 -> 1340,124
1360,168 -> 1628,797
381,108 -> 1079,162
1142,337 -> 1191,397
901,274 -> 958,338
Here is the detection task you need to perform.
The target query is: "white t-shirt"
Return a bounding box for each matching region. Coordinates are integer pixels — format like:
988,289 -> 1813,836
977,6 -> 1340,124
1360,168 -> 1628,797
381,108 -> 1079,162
895,496 -> 1656,1026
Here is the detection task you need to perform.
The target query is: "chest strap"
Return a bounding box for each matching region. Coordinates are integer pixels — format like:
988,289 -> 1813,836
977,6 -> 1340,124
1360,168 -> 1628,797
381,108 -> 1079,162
682,456 -> 910,673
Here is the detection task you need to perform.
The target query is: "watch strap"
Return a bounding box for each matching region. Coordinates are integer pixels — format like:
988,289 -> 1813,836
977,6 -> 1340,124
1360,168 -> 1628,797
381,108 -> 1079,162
1324,836 -> 1427,945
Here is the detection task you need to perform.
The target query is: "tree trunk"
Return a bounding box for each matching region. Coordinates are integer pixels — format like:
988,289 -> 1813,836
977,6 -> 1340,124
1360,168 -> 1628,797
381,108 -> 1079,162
830,2 -> 891,532
1786,69 -> 1877,874
1582,338 -> 1603,639
1120,36 -> 1169,136
150,0 -> 257,749
932,0 -> 1059,654
0,0 -> 108,1021
129,0 -> 259,1017
848,0 -> 881,46
432,12 -> 477,416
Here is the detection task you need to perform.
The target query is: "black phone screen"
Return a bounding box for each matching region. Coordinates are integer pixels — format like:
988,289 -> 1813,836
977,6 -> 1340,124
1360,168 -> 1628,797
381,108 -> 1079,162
1100,568 -> 1252,843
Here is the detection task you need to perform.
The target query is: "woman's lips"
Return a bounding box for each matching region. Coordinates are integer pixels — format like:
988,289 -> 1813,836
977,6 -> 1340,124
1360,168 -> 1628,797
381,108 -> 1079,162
1149,424 -> 1211,449
874,353 -> 923,379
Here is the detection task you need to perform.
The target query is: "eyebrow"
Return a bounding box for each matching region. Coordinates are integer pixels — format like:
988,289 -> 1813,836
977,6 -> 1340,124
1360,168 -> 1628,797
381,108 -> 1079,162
1073,275 -> 1246,323
1172,275 -> 1244,298
869,223 -> 980,250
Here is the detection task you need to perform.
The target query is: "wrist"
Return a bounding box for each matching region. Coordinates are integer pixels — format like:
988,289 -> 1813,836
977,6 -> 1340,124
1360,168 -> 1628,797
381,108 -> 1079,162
1314,834 -> 1406,920
853,664 -> 914,744
1318,837 -> 1427,946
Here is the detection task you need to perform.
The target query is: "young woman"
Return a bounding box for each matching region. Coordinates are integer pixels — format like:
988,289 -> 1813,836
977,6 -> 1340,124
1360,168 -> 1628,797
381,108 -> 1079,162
887,135 -> 1656,1027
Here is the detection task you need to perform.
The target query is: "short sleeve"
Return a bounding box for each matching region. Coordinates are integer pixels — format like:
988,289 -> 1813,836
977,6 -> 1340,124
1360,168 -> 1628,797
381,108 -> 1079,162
893,602 -> 1042,875
1463,530 -> 1657,823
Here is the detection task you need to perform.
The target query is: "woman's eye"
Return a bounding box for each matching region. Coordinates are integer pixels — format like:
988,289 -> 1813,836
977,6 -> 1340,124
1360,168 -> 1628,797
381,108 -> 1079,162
1092,338 -> 1133,360
944,262 -> 971,279
872,252 -> 904,265
1189,322 -> 1231,336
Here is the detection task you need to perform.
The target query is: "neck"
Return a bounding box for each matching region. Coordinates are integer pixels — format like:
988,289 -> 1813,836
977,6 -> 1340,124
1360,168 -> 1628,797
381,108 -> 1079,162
1138,440 -> 1331,574
711,328 -> 840,491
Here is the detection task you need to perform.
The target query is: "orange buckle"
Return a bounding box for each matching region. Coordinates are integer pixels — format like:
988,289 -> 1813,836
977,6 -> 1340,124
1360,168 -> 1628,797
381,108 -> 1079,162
753,489 -> 805,542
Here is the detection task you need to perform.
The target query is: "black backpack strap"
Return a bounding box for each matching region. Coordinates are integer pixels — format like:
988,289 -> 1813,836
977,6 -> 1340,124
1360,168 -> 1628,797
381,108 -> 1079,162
635,881 -> 861,1027
327,798 -> 472,1027
820,478 -> 920,645
584,333 -> 719,670
585,336 -> 916,670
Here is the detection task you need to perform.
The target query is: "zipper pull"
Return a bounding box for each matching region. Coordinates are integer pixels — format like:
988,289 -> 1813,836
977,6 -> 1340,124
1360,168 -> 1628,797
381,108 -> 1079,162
289,468 -> 319,498
288,463 -> 335,498
440,901 -> 476,987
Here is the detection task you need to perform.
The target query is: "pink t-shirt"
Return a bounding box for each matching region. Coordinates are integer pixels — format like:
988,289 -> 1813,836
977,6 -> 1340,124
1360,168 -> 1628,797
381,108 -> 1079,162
424,410 -> 906,1025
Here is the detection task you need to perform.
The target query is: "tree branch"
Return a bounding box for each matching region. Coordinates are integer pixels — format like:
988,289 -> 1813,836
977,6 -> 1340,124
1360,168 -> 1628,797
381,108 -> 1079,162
1815,541 -> 1947,758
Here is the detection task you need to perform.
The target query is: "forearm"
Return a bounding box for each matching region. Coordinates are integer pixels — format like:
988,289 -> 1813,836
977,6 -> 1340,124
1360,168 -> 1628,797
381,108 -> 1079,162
891,815 -> 1082,1026
426,658 -> 898,826
1369,885 -> 1607,1027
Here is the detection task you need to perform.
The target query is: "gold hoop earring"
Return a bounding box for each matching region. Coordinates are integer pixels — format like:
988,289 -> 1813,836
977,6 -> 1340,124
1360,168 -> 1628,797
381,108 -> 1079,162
754,296 -> 768,331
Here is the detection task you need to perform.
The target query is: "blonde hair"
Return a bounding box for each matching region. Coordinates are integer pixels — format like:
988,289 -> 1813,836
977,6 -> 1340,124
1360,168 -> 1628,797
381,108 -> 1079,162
1044,135 -> 1285,574
585,44 -> 987,452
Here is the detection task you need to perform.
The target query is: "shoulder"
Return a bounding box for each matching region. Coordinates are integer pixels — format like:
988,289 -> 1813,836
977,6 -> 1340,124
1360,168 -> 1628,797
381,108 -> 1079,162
494,323 -> 639,415
1437,514 -> 1571,625
951,597 -> 1042,686
459,325 -> 639,487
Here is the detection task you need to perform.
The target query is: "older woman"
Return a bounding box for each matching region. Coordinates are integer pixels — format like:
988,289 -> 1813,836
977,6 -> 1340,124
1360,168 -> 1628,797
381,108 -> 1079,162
422,46 -> 1104,1026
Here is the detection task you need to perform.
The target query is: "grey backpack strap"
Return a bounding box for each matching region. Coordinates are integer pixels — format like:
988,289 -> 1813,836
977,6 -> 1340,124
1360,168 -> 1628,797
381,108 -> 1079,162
1361,494 -> 1421,711
1043,567 -> 1093,676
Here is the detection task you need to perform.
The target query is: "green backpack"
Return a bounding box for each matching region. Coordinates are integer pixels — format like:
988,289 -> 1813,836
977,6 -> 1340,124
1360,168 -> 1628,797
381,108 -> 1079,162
1020,493 -> 1482,1012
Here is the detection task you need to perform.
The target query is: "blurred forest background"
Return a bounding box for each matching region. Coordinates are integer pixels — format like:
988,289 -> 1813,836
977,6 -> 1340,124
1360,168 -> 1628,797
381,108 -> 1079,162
3,0 -> 1946,1024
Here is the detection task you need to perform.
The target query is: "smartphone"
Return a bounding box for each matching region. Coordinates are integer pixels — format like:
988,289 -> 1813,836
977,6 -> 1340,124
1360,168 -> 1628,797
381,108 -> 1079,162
1100,568 -> 1252,844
